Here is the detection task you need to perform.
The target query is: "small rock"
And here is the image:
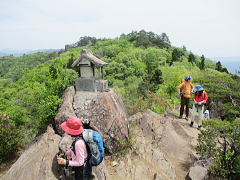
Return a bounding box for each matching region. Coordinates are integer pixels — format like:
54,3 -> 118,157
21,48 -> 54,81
153,173 -> 163,180
111,161 -> 119,167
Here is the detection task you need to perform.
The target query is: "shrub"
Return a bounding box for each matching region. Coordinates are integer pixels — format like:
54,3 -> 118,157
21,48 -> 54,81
0,125 -> 23,163
197,118 -> 240,178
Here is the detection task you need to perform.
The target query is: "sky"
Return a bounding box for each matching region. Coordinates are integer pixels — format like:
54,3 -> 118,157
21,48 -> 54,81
0,0 -> 240,58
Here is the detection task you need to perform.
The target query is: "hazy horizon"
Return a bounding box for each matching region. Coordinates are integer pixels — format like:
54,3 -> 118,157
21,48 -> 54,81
1,0 -> 240,58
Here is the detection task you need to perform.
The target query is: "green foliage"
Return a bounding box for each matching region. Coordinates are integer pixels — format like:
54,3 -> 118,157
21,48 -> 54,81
77,36 -> 98,47
0,52 -> 58,85
215,61 -> 228,73
197,119 -> 240,178
200,55 -> 205,70
171,48 -> 184,63
0,125 -> 23,163
0,54 -> 78,162
188,53 -> 195,64
121,30 -> 171,48
182,45 -> 187,51
150,68 -> 164,92
195,69 -> 240,121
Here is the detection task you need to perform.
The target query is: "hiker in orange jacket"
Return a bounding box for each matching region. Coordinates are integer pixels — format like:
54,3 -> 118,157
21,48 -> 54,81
177,76 -> 194,120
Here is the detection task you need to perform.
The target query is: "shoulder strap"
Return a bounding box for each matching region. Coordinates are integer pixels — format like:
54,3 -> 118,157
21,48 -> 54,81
71,135 -> 83,155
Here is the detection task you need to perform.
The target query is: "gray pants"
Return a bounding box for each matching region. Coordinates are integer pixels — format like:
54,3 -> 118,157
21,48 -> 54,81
191,104 -> 204,126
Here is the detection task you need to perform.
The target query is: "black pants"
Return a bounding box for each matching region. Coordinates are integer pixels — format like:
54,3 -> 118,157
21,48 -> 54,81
180,96 -> 190,117
73,166 -> 84,180
84,158 -> 92,180
72,157 -> 92,180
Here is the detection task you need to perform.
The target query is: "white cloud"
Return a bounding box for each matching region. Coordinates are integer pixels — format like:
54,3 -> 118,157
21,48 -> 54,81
0,0 -> 240,57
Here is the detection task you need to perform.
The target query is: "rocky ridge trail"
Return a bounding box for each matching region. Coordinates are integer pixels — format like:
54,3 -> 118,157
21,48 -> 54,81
1,87 -> 201,180
106,109 -> 199,180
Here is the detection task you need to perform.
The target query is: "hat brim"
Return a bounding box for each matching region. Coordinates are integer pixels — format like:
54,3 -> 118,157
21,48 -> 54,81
60,122 -> 84,135
194,88 -> 203,91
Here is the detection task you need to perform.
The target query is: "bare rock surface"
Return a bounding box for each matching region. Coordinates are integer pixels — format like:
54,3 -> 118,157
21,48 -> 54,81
73,91 -> 99,119
2,126 -> 61,180
186,157 -> 212,180
106,109 -> 199,180
55,86 -> 76,135
74,89 -> 129,153
160,109 -> 199,180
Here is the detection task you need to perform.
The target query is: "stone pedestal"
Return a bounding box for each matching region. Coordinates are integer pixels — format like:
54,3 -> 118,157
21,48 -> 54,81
75,78 -> 108,92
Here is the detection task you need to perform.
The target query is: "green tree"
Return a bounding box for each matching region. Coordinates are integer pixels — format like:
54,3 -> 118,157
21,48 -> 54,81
216,61 -> 223,71
200,55 -> 205,70
78,36 -> 97,46
188,53 -> 195,64
222,67 -> 229,73
150,68 -> 164,92
197,119 -> 240,178
49,64 -> 58,79
121,30 -> 171,48
171,48 -> 184,63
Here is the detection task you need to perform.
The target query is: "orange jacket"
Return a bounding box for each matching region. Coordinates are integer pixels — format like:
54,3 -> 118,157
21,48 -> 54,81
177,80 -> 193,98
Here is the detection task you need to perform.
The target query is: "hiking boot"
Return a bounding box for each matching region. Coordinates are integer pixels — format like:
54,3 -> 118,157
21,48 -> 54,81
197,125 -> 202,130
190,122 -> 193,127
185,117 -> 189,121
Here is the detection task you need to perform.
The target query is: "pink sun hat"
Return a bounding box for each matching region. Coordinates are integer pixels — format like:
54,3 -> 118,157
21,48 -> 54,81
60,117 -> 84,135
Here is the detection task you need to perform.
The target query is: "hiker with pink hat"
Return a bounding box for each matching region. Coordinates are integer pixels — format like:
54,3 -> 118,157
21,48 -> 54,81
57,117 -> 88,180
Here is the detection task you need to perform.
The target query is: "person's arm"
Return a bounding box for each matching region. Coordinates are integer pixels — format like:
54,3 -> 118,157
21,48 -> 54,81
68,140 -> 87,167
202,91 -> 208,103
177,83 -> 184,95
198,92 -> 208,104
65,149 -> 72,157
190,83 -> 194,91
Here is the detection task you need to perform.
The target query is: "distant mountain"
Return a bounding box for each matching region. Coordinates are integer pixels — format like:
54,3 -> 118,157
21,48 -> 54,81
212,57 -> 240,74
0,48 -> 60,57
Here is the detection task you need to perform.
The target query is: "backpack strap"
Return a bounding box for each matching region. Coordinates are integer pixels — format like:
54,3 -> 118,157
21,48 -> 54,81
71,135 -> 83,155
72,133 -> 91,159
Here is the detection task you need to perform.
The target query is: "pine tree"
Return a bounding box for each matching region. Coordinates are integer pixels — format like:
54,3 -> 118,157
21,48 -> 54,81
215,61 -> 222,71
200,55 -> 205,70
188,53 -> 195,64
171,48 -> 184,62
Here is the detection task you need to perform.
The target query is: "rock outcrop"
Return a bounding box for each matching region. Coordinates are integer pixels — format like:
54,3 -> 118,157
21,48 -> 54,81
2,126 -> 61,180
55,86 -> 76,135
186,156 -> 212,180
74,89 -> 129,153
55,87 -> 129,153
106,109 -> 199,180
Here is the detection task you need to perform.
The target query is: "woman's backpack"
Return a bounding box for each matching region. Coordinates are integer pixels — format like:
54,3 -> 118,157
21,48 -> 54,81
72,129 -> 104,166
